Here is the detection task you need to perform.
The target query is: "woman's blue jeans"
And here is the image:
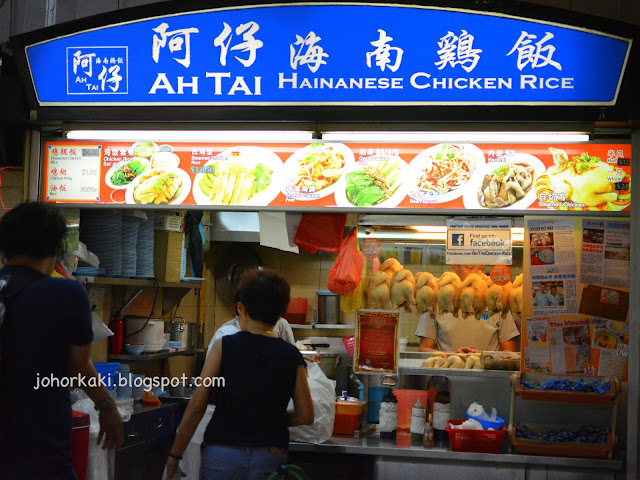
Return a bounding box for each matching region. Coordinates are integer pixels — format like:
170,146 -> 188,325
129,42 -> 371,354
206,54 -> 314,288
200,444 -> 287,480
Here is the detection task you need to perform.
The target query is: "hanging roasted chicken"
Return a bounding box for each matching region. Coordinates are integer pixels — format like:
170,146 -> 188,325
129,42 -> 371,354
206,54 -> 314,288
365,271 -> 391,309
459,273 -> 487,319
390,269 -> 416,312
415,272 -> 439,317
437,271 -> 462,315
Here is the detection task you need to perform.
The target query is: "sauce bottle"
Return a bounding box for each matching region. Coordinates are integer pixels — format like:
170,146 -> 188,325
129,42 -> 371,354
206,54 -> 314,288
379,391 -> 398,439
427,376 -> 450,446
410,399 -> 426,444
109,315 -> 123,355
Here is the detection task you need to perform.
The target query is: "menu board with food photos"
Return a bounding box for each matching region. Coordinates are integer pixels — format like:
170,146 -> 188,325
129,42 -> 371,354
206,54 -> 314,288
42,141 -> 631,212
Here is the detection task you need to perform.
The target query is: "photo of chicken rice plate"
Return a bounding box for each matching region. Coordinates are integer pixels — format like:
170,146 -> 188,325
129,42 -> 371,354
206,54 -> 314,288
133,170 -> 182,204
478,163 -> 535,208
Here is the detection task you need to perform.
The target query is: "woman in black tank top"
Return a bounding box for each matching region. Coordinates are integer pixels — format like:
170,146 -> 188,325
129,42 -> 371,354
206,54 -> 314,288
166,269 -> 314,479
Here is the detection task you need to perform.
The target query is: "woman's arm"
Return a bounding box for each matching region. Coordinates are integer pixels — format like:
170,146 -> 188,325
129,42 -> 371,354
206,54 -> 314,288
286,365 -> 314,427
166,338 -> 222,470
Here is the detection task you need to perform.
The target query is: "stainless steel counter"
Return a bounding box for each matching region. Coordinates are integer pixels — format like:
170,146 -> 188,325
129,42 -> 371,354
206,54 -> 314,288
290,434 -> 624,470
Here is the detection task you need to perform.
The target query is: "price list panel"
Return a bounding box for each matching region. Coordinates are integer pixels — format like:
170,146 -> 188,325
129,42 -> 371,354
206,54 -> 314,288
44,144 -> 102,202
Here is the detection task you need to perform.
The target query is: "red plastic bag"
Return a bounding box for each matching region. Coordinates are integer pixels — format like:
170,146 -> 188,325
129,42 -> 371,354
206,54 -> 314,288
294,213 -> 347,254
327,229 -> 365,295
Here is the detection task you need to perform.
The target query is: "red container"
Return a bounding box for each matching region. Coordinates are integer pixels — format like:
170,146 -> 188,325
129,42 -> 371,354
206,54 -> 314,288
393,389 -> 429,431
446,420 -> 507,453
333,399 -> 365,435
109,316 -> 123,355
285,297 -> 308,324
72,411 -> 90,480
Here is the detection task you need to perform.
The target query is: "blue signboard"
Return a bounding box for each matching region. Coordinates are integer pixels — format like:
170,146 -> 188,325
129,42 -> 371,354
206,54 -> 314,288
24,4 -> 631,106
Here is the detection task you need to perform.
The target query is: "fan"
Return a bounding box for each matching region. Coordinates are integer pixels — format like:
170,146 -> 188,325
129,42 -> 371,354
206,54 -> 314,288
214,245 -> 262,304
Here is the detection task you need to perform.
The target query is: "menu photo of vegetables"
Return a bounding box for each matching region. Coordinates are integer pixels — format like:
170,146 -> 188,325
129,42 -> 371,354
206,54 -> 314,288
105,157 -> 152,190
192,146 -> 282,206
333,153 -> 407,208
405,143 -> 485,204
535,148 -> 631,211
462,153 -> 544,210
281,143 -> 354,201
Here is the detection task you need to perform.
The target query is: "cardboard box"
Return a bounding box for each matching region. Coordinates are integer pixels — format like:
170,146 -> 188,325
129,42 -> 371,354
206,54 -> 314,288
154,231 -> 183,282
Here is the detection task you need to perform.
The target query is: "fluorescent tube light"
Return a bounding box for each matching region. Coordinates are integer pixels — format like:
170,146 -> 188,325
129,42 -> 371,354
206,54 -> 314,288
322,131 -> 590,143
65,130 -> 314,143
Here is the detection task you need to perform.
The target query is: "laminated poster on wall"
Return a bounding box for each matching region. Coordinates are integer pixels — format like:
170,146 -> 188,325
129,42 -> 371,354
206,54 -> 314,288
527,218 -> 579,317
524,315 -> 628,379
354,309 -> 399,375
580,219 -> 630,289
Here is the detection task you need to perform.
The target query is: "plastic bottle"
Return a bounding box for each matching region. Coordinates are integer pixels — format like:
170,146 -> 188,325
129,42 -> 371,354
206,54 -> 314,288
109,315 -> 123,355
410,399 -> 426,443
428,376 -> 450,445
379,391 -> 398,439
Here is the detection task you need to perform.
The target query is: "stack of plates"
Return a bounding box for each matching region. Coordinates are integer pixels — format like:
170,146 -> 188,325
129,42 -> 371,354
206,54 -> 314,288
115,363 -> 132,399
136,212 -> 155,278
121,215 -> 139,277
80,210 -> 123,276
181,234 -> 188,279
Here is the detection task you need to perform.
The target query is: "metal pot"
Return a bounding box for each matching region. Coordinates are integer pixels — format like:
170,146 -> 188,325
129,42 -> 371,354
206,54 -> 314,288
318,351 -> 341,380
316,290 -> 340,324
169,321 -> 196,349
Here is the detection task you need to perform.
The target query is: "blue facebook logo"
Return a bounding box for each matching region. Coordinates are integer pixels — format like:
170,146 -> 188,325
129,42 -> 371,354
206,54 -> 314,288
452,234 -> 465,246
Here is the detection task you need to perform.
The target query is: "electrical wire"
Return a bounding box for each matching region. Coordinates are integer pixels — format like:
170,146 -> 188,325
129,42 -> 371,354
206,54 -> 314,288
124,281 -> 159,339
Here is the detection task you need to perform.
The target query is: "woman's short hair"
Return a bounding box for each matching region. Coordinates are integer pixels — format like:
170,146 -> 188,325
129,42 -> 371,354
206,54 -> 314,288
0,202 -> 67,261
236,268 -> 290,326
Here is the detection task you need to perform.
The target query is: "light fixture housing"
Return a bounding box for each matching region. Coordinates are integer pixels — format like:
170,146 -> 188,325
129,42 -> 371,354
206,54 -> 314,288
321,131 -> 590,143
65,130 -> 315,143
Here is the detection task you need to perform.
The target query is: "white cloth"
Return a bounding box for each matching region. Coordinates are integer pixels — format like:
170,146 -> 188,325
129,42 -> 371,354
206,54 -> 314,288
415,310 -> 519,351
206,317 -> 295,355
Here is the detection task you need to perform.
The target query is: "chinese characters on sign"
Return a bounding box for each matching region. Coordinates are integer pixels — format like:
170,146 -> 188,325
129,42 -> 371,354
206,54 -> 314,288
67,47 -> 128,94
45,145 -> 101,201
32,6 -> 629,104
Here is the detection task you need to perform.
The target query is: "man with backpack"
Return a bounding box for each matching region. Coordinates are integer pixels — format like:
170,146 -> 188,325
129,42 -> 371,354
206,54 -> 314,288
0,202 -> 122,479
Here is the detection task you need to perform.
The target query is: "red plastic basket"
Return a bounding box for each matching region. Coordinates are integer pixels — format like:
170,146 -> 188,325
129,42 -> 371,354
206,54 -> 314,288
342,335 -> 355,359
446,420 -> 507,453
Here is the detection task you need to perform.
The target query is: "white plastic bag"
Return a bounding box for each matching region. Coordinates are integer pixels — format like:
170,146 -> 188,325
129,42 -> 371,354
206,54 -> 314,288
71,399 -> 114,480
91,312 -> 113,343
289,361 -> 336,444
